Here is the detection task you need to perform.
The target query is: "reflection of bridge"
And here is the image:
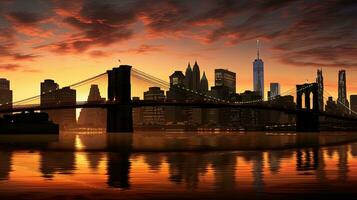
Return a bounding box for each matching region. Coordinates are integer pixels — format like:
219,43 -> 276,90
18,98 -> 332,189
0,65 -> 356,132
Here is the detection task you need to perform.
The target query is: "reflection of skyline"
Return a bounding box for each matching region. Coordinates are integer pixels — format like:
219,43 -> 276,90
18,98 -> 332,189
39,151 -> 76,179
0,139 -> 357,193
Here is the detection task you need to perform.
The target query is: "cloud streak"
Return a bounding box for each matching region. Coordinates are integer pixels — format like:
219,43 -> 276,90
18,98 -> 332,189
0,0 -> 356,69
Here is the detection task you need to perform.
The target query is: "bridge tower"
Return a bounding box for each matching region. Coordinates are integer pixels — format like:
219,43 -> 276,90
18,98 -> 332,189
296,83 -> 319,132
107,65 -> 133,132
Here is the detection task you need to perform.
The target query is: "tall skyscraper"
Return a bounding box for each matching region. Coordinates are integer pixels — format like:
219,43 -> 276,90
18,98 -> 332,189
200,72 -> 208,93
268,83 -> 280,100
184,63 -> 193,90
215,69 -> 236,94
253,40 -> 264,98
192,61 -> 200,91
0,78 -> 13,109
78,84 -> 106,127
316,69 -> 324,111
337,70 -> 349,114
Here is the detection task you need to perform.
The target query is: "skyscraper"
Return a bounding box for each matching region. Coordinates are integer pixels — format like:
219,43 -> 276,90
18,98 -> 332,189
268,83 -> 280,100
192,61 -> 200,91
200,72 -> 208,93
170,71 -> 185,88
253,40 -> 264,98
316,69 -> 324,111
184,63 -> 193,90
40,80 -> 76,128
143,87 -> 165,125
0,78 -> 13,109
78,84 -> 106,127
337,70 -> 349,114
166,71 -> 186,123
215,69 -> 236,94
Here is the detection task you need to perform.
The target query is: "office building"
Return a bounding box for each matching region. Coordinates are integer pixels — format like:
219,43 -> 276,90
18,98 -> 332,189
326,96 -> 338,115
192,61 -> 200,91
200,72 -> 208,93
268,83 -> 280,100
166,71 -> 186,123
316,69 -> 324,111
253,40 -> 264,98
0,78 -> 13,109
215,69 -> 236,94
143,87 -> 165,125
40,80 -> 76,128
337,70 -> 349,114
184,63 -> 193,90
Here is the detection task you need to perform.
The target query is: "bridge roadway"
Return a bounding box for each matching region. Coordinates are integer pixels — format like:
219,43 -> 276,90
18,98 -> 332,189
0,100 -> 356,121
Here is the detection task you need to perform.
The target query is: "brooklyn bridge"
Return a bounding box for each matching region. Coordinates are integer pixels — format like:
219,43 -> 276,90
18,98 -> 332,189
0,65 -> 356,132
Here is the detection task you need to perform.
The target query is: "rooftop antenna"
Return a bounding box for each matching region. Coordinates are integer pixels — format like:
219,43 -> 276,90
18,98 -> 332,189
256,39 -> 260,59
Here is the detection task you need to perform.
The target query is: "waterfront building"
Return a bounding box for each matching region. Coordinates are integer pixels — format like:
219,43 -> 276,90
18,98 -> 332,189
0,78 -> 13,109
143,87 -> 165,125
215,69 -> 236,94
40,80 -> 76,127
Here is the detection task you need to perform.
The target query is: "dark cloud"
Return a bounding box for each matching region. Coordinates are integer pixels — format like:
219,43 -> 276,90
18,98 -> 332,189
1,0 -> 356,68
6,11 -> 45,25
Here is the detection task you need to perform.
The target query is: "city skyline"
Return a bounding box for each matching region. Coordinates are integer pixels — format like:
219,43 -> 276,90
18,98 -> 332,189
0,0 -> 356,102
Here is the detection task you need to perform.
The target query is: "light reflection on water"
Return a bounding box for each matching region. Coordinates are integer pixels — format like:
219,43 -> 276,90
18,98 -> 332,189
0,131 -> 357,199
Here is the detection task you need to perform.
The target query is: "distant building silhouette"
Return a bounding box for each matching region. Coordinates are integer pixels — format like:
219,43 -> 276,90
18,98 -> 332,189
166,71 -> 186,124
78,84 -> 106,127
143,87 -> 165,125
40,79 -> 59,125
268,83 -> 280,100
350,95 -> 357,114
253,40 -> 264,98
184,63 -> 193,90
0,78 -> 13,111
337,70 -> 349,114
325,96 -> 338,114
200,72 -> 208,93
132,97 -> 143,125
192,61 -> 201,91
40,80 -> 76,128
316,69 -> 324,111
215,69 -> 236,94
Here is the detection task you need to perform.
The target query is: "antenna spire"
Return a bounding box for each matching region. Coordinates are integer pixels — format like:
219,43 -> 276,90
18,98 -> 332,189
256,39 -> 260,59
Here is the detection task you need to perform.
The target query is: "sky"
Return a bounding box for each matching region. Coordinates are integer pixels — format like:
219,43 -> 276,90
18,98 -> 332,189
0,0 -> 356,102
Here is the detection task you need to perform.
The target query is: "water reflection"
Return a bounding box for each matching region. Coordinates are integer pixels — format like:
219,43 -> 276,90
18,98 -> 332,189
0,132 -> 357,199
39,151 -> 76,179
0,151 -> 12,180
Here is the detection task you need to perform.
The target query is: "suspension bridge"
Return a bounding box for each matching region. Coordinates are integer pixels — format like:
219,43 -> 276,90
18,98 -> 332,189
0,65 -> 356,132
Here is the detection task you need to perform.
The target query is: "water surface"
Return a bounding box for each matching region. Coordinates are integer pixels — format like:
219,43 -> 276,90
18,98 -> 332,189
1,131 -> 357,200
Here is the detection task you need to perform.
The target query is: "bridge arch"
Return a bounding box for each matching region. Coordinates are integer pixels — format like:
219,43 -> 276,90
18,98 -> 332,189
296,83 -> 319,132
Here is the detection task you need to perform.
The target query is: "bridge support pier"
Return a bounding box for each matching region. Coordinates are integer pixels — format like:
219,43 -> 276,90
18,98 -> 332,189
107,65 -> 133,133
296,83 -> 319,132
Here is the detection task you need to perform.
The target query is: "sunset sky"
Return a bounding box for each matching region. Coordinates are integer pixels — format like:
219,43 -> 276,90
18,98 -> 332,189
0,0 -> 356,102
